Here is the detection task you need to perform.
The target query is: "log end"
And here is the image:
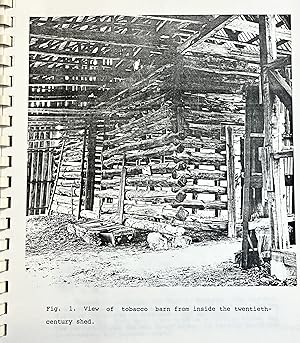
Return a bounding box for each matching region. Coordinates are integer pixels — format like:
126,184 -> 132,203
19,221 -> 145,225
175,206 -> 189,221
175,190 -> 187,203
176,144 -> 185,154
177,175 -> 187,187
171,170 -> 178,179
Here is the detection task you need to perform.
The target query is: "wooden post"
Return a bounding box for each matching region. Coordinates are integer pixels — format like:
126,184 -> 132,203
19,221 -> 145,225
214,164 -> 221,218
272,99 -> 290,249
85,116 -> 97,210
118,155 -> 126,224
77,128 -> 87,220
234,135 -> 242,226
259,15 -> 289,250
242,87 -> 254,268
226,126 -> 236,237
71,185 -> 74,216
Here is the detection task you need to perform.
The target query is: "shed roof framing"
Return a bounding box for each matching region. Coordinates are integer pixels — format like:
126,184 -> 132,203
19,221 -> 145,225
28,14 -> 291,115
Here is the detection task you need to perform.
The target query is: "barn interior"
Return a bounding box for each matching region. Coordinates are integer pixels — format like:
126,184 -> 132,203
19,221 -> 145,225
27,15 -> 295,277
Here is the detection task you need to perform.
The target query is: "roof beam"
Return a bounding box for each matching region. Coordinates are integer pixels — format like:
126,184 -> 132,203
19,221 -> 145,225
29,49 -> 123,61
30,26 -> 172,50
188,42 -> 260,63
265,55 -> 291,70
177,15 -> 238,53
30,65 -> 127,80
279,15 -> 291,29
29,56 -> 133,72
227,18 -> 291,41
268,69 -> 292,113
184,64 -> 258,78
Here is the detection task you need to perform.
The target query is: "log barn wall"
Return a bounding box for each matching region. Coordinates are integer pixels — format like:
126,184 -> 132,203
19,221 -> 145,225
28,88 -> 245,240
27,15 -> 294,246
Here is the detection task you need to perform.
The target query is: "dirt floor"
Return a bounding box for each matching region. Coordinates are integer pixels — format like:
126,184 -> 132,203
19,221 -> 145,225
25,214 -> 296,287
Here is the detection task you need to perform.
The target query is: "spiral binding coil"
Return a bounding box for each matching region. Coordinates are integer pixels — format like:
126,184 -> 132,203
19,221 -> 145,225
0,0 -> 12,337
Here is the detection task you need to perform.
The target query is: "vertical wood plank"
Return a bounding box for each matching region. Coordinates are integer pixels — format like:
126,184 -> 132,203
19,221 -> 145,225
118,155 -> 126,224
226,125 -> 236,237
242,87 -> 254,268
31,130 -> 38,214
259,15 -> 277,248
85,117 -> 97,210
259,15 -> 289,250
26,150 -> 32,215
272,99 -> 289,249
234,135 -> 242,225
77,129 -> 87,219
39,131 -> 46,214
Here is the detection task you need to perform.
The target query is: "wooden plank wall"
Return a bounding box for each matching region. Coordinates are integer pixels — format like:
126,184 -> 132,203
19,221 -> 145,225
27,125 -> 57,215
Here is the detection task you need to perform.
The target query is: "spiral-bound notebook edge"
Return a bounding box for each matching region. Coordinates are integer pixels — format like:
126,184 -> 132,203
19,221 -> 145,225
0,0 -> 12,337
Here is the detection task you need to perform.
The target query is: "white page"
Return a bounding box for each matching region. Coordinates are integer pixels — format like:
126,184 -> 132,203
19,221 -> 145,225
3,0 -> 300,342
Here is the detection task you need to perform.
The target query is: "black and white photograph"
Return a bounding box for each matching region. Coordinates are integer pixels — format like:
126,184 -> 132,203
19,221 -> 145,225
25,14 -> 296,287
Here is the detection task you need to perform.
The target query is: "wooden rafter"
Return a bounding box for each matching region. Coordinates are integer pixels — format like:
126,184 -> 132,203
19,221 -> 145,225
29,65 -> 128,79
227,18 -> 291,41
29,49 -> 125,61
30,26 -> 173,50
27,14 -> 291,116
268,69 -> 292,113
188,42 -> 260,63
184,64 -> 258,78
265,55 -> 291,70
177,15 -> 238,53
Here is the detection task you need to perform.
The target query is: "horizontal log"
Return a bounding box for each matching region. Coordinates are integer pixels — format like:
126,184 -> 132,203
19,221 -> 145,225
182,136 -> 225,150
172,184 -> 226,195
124,218 -> 184,236
95,189 -> 119,199
51,204 -> 74,215
103,118 -> 174,147
99,161 -> 187,178
55,186 -> 80,197
273,148 -> 293,159
187,126 -> 224,139
57,175 -> 80,181
103,143 -> 184,167
57,179 -> 81,187
95,189 -> 186,203
61,161 -> 82,167
171,217 -> 228,232
170,152 -> 225,166
183,91 -> 245,113
183,101 -> 244,115
98,213 -> 228,233
172,169 -> 226,181
60,166 -> 81,173
184,110 -> 244,126
59,172 -> 81,179
172,200 -> 227,210
53,194 -> 79,205
100,174 -> 187,188
101,203 -> 186,220
103,132 -> 181,158
105,108 -> 173,137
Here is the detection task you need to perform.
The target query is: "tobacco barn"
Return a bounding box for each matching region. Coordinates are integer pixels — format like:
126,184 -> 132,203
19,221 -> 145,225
26,14 -> 295,283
